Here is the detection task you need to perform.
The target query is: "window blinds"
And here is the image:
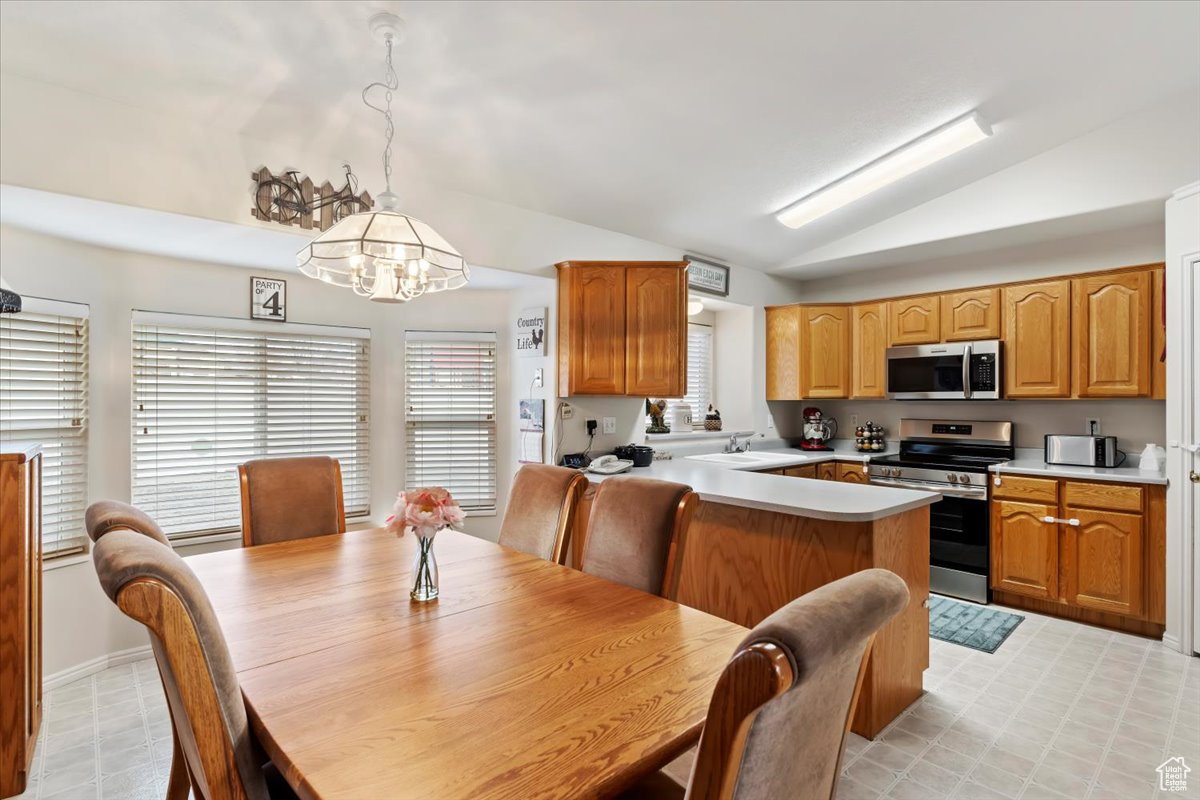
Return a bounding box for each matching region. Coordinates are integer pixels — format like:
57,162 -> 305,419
131,314 -> 370,537
404,332 -> 497,512
0,300 -> 89,557
665,324 -> 713,430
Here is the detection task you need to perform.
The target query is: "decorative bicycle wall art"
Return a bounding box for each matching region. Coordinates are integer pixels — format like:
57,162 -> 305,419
251,163 -> 374,232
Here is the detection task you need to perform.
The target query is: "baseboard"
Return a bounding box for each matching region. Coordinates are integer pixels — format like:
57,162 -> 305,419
44,645 -> 153,691
1161,633 -> 1184,654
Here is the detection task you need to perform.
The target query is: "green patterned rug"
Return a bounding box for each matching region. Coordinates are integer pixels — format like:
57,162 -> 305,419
928,595 -> 1024,653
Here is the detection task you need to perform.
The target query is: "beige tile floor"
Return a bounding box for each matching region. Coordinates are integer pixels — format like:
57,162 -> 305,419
13,606 -> 1200,800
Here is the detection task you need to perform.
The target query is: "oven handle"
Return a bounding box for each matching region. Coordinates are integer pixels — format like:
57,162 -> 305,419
962,342 -> 973,400
868,477 -> 987,500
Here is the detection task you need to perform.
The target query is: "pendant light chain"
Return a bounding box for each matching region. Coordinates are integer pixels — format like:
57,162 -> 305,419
361,35 -> 399,196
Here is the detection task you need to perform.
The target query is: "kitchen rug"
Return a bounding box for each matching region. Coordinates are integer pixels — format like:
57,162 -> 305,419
928,595 -> 1024,654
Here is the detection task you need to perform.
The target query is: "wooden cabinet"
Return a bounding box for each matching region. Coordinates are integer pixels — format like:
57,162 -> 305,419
818,461 -> 837,481
765,305 -> 801,401
783,465 -> 816,478
625,266 -> 687,397
836,462 -> 868,483
1152,267 -> 1166,399
941,288 -> 1001,341
887,296 -> 940,345
991,500 -> 1059,600
1061,506 -> 1143,617
556,261 -> 686,397
1003,279 -> 1072,398
1,446 -> 42,798
851,303 -> 887,398
1072,270 -> 1151,397
799,306 -> 850,398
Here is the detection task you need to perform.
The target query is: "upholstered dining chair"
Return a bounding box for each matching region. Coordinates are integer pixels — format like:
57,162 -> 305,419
238,456 -> 345,547
92,529 -> 297,800
85,499 -> 173,547
619,568 -> 910,800
579,476 -> 696,598
497,464 -> 588,564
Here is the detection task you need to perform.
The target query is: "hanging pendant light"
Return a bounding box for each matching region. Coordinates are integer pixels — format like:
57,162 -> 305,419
297,14 -> 469,302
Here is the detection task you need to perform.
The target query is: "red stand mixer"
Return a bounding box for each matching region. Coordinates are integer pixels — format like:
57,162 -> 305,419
800,406 -> 837,451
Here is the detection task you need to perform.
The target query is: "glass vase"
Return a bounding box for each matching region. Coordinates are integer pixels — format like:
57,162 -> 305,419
410,531 -> 439,602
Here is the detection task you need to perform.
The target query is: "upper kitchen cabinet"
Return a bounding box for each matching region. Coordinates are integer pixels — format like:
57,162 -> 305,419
1152,267 -> 1166,399
556,261 -> 687,397
941,288 -> 1001,342
887,295 -> 940,345
1003,279 -> 1071,398
1071,270 -> 1151,397
851,303 -> 887,398
800,306 -> 851,398
625,265 -> 687,397
766,305 -> 801,400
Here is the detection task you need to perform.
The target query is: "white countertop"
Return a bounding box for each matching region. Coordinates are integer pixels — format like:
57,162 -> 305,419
989,451 -> 1168,486
587,445 -> 938,523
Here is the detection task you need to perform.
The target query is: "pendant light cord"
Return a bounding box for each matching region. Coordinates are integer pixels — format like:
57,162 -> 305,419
361,36 -> 398,196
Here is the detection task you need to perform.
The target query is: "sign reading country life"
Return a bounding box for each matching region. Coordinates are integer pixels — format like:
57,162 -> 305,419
516,307 -> 547,357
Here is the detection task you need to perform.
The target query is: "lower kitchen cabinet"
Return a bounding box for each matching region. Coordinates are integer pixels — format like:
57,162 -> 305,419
991,500 -> 1058,600
836,462 -> 868,483
818,461 -> 837,481
1061,506 -> 1143,617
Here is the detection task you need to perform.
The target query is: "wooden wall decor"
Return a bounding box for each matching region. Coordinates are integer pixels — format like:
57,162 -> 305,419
251,165 -> 373,232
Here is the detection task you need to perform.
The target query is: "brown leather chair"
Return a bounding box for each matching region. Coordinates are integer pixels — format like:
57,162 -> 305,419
497,464 -> 588,564
238,456 -> 345,547
85,499 -> 173,547
92,530 -> 297,800
580,476 -> 696,598
620,568 -> 910,800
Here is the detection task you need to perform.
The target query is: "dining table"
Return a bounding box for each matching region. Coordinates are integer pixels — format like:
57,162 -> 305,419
185,527 -> 750,800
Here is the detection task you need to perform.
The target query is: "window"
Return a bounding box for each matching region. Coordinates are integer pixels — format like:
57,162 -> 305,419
0,298 -> 89,557
131,313 -> 370,538
404,332 -> 497,512
663,323 -> 713,431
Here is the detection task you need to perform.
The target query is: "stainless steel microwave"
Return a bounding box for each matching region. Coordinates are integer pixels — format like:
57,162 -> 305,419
886,340 -> 1001,400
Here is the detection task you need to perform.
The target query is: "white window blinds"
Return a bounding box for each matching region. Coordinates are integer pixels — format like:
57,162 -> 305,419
665,324 -> 713,430
132,313 -> 370,538
0,299 -> 89,557
404,332 -> 497,512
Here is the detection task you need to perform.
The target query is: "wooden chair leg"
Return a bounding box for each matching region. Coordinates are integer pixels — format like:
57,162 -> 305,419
165,721 -> 191,800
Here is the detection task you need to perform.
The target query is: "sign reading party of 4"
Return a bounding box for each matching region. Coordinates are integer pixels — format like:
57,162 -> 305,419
251,277 -> 287,322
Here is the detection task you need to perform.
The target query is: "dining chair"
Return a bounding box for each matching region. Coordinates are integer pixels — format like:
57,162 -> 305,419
85,499 -> 172,547
579,476 -> 696,597
92,529 -> 298,800
238,456 -> 346,547
619,568 -> 910,800
496,464 -> 588,564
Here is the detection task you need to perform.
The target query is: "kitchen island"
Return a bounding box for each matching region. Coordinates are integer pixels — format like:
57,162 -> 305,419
583,449 -> 939,738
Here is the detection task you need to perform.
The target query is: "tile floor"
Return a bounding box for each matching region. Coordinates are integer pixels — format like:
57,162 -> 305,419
12,607 -> 1200,800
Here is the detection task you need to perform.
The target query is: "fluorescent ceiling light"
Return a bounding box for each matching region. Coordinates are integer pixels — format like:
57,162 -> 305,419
775,111 -> 992,229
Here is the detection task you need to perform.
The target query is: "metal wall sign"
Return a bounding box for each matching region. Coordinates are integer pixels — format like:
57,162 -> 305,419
251,277 -> 287,322
685,255 -> 731,296
516,306 -> 547,357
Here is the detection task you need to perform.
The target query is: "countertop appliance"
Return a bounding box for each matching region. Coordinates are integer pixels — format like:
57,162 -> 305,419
613,444 -> 655,467
1044,434 -> 1123,468
868,419 -> 1014,604
800,406 -> 837,451
886,340 -> 1001,400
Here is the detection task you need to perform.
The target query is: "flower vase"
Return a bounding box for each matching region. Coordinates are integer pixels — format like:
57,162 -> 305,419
410,531 -> 439,602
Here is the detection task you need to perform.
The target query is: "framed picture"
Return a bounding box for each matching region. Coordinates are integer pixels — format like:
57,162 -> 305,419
685,256 -> 730,297
250,277 -> 287,322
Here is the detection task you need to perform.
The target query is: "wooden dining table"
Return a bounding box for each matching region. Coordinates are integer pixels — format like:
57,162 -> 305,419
185,527 -> 749,800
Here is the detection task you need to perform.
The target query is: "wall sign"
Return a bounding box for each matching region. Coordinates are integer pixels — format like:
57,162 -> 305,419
685,255 -> 731,297
251,277 -> 287,322
516,306 -> 547,357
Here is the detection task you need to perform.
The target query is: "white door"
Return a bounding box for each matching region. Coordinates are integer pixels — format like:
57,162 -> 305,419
1192,258 -> 1200,653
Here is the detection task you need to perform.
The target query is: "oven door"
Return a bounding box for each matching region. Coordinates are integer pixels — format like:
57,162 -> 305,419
928,493 -> 990,603
886,343 -> 969,400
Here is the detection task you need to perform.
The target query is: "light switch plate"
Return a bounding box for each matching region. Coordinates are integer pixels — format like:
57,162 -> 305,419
601,417 -> 616,435
533,368 -> 543,388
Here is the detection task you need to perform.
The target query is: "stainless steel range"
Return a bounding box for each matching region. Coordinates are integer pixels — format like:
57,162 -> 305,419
868,419 -> 1014,604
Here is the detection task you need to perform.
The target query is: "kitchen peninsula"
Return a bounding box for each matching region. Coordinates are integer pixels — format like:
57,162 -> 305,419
583,449 -> 939,738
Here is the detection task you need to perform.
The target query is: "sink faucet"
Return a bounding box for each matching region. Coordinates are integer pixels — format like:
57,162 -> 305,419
724,433 -> 751,453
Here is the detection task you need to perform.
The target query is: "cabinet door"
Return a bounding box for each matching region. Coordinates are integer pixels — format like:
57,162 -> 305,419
799,305 -> 850,398
1061,507 -> 1143,617
836,462 -> 867,483
990,500 -> 1058,599
765,306 -> 801,400
1003,280 -> 1071,398
1152,267 -> 1166,399
626,266 -> 686,397
560,265 -> 626,395
783,465 -> 817,478
851,303 -> 887,398
818,461 -> 837,481
941,288 -> 1001,342
1072,270 -> 1151,397
888,296 -> 940,345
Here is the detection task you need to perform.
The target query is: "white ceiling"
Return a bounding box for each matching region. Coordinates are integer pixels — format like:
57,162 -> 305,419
1,0 -> 1198,276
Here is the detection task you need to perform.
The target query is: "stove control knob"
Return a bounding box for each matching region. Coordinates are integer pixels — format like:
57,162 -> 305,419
947,473 -> 959,483
958,474 -> 971,484
890,467 -> 901,477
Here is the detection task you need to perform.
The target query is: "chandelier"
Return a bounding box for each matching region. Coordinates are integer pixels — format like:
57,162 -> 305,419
297,14 -> 469,303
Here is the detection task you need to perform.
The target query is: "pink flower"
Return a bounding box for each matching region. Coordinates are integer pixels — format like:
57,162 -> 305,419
389,486 -> 466,537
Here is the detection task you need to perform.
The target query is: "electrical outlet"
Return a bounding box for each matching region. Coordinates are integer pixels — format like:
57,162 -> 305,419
602,417 -> 616,435
851,414 -> 859,428
560,402 -> 573,420
533,368 -> 543,388
1086,418 -> 1101,435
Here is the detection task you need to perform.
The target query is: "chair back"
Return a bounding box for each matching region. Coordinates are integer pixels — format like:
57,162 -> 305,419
239,456 -> 345,546
497,465 -> 587,564
85,499 -> 172,547
580,476 -> 695,597
92,530 -> 269,800
686,569 -> 909,800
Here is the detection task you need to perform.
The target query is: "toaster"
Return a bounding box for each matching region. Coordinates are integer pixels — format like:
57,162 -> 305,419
1044,434 -> 1121,467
